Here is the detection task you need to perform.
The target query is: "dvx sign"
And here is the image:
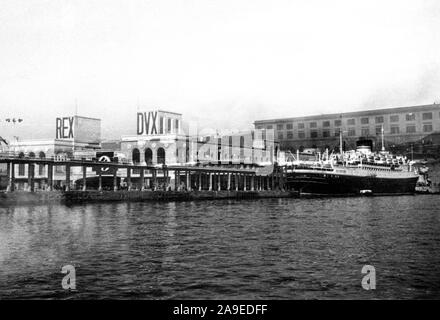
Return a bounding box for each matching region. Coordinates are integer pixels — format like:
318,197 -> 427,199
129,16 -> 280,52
137,111 -> 159,135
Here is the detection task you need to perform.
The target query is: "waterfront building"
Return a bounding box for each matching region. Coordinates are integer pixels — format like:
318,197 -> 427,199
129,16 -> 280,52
254,103 -> 440,157
3,115 -> 102,190
1,110 -> 278,191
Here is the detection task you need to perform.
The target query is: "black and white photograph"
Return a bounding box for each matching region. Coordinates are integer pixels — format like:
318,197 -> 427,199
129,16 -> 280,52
0,0 -> 439,311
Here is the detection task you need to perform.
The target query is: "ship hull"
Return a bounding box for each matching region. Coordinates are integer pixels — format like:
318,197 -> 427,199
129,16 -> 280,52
285,171 -> 419,196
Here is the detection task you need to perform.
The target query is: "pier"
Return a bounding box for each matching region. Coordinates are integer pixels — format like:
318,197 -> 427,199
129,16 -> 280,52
0,155 -> 295,204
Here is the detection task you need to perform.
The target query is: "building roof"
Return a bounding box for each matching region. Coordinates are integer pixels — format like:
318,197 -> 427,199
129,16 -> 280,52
254,103 -> 440,124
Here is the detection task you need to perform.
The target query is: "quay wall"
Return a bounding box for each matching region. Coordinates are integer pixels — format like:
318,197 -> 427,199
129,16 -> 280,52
0,190 -> 298,206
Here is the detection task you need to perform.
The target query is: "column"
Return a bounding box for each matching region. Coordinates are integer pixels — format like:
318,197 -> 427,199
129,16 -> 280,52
140,168 -> 145,190
186,170 -> 191,191
243,174 -> 247,191
113,168 -> 118,191
267,176 -> 270,190
235,173 -> 239,191
198,172 -> 202,191
153,169 -> 157,191
175,170 -> 179,191
47,164 -> 53,191
272,173 -> 275,190
227,173 -> 231,191
82,165 -> 87,191
7,162 -> 15,192
127,167 -> 132,191
64,164 -> 70,192
209,172 -> 213,191
217,173 -> 221,191
98,172 -> 103,191
251,174 -> 255,191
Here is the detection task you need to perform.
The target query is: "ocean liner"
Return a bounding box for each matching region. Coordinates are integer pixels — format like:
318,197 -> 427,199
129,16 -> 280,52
284,131 -> 420,196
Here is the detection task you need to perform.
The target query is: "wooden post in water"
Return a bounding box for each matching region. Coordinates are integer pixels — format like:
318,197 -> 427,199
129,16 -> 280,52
198,172 -> 202,191
251,174 -> 255,191
243,174 -> 247,191
209,172 -> 213,191
227,173 -> 231,191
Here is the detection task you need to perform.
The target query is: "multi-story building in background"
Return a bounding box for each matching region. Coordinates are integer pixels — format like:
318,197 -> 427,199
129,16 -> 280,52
254,103 -> 440,158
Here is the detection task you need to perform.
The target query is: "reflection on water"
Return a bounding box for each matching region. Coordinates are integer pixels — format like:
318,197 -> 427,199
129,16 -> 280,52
1,196 -> 440,299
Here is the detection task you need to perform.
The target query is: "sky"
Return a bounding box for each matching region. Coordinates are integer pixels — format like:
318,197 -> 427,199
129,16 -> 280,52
0,0 -> 439,141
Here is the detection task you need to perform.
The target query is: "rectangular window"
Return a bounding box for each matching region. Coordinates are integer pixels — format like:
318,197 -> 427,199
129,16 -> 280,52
298,123 -> 305,129
347,118 -> 355,125
278,133 -> 283,140
256,125 -> 263,130
298,131 -> 305,139
361,117 -> 369,125
348,128 -> 356,136
334,119 -> 342,127
423,123 -> 433,132
422,112 -> 433,120
390,115 -> 399,122
167,118 -> 171,132
175,119 -> 179,131
334,128 -> 341,136
323,130 -> 330,137
390,126 -> 400,134
376,126 -> 382,135
406,113 -> 415,121
310,131 -> 318,138
287,131 -> 293,139
267,125 -> 273,129
277,124 -> 284,130
323,121 -> 330,127
361,128 -> 370,136
18,164 -> 25,176
286,123 -> 293,130
406,125 -> 416,133
310,122 -> 317,128
159,117 -> 164,134
375,116 -> 384,123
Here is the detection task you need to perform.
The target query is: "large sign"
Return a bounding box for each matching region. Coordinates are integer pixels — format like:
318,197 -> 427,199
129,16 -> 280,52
93,151 -> 116,175
56,117 -> 74,139
137,111 -> 158,135
56,116 -> 101,144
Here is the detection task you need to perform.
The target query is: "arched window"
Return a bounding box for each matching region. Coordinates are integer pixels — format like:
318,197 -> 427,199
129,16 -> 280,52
132,148 -> 140,164
28,152 -> 35,158
157,147 -> 165,165
144,148 -> 153,165
39,152 -> 46,175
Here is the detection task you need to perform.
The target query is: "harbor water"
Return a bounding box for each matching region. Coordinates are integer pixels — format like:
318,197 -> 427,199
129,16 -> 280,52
1,195 -> 440,299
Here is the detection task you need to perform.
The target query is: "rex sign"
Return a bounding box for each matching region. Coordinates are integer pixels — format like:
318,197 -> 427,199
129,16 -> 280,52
56,117 -> 74,139
55,116 -> 101,144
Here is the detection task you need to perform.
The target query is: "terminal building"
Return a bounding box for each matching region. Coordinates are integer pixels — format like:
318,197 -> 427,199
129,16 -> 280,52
1,110 -> 277,191
254,103 -> 440,157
